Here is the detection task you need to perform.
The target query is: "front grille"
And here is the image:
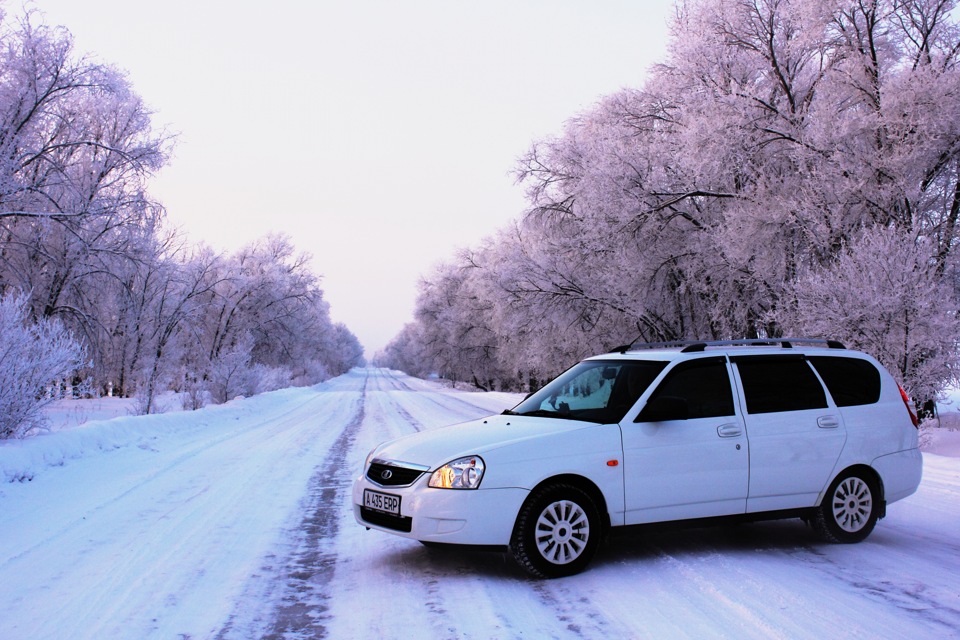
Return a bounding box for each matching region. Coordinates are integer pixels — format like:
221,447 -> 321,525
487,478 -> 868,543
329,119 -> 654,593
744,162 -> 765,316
360,507 -> 413,532
367,462 -> 425,487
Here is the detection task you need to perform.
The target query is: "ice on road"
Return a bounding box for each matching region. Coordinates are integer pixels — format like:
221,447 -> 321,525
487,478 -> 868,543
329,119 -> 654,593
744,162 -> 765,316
1,368 -> 958,639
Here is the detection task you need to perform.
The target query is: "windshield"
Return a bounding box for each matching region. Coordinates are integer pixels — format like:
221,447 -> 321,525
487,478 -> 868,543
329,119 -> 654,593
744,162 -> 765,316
507,360 -> 667,424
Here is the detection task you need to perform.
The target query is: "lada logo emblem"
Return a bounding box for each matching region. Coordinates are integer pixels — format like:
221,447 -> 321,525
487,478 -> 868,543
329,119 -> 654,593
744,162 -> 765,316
381,469 -> 393,480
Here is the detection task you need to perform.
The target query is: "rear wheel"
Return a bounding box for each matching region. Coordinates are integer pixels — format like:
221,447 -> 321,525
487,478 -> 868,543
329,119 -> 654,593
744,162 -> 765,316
812,470 -> 879,543
510,483 -> 600,578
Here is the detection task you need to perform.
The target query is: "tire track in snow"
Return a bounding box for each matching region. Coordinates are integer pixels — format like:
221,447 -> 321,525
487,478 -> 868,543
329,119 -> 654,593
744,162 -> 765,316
787,544 -> 960,631
648,544 -> 792,640
319,368 -> 508,639
378,368 -> 503,419
532,581 -> 612,638
1,385 -> 360,640
0,390 -> 338,571
368,367 -> 492,434
254,373 -> 368,639
368,369 -> 423,433
361,369 -> 465,635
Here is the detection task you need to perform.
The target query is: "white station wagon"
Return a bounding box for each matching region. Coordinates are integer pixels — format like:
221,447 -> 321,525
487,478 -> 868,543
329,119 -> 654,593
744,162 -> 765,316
353,339 -> 923,577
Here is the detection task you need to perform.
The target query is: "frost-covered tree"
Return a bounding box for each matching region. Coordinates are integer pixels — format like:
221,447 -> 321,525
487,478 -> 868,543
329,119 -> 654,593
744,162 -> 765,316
205,332 -> 257,404
322,323 -> 365,377
412,256 -> 507,388
0,291 -> 84,438
133,244 -> 225,414
171,235 -> 364,405
772,227 -> 960,408
391,0 -> 960,401
0,5 -> 170,393
376,323 -> 428,376
0,6 -> 364,423
0,11 -> 167,222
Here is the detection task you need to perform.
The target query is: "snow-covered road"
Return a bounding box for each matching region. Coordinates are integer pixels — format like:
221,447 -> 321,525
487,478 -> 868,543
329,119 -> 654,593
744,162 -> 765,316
1,368 -> 958,639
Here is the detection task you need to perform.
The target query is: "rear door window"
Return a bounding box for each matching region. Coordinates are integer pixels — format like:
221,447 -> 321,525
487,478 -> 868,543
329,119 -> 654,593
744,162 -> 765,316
807,356 -> 881,407
733,356 -> 827,414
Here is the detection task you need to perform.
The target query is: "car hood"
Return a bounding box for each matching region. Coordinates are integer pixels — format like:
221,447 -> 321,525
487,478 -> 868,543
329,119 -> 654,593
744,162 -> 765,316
371,413 -> 595,469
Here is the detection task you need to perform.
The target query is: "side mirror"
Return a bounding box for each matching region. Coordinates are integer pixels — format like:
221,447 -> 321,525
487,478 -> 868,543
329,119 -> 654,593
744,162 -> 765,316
636,396 -> 689,422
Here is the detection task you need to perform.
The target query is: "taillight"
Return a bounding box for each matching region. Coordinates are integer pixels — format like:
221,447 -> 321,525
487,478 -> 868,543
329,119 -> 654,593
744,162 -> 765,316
898,384 -> 919,428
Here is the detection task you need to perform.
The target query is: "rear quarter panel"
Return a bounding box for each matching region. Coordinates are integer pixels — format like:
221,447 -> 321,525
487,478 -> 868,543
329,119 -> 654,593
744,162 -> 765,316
825,359 -> 921,503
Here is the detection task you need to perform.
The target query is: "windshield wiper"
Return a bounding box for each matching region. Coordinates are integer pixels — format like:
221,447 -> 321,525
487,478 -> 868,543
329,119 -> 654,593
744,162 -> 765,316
501,409 -> 518,415
519,409 -> 574,419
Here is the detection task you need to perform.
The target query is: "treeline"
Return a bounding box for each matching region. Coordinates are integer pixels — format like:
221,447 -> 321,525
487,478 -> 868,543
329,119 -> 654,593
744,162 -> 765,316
0,9 -> 362,437
378,0 -> 960,406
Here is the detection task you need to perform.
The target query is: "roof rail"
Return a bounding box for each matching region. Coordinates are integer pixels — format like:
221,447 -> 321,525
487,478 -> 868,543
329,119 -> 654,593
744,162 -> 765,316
608,340 -> 700,354
608,338 -> 845,354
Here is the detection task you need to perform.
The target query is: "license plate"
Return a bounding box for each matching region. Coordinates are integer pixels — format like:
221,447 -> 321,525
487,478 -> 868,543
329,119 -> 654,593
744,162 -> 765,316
364,489 -> 401,516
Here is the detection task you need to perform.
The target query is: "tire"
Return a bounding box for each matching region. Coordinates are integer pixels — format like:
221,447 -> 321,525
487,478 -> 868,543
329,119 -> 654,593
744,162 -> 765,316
812,470 -> 879,543
419,541 -> 445,549
510,483 -> 601,578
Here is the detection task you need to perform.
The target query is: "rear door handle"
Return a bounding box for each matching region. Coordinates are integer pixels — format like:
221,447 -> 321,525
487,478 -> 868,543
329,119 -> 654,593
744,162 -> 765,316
817,416 -> 840,429
717,423 -> 742,438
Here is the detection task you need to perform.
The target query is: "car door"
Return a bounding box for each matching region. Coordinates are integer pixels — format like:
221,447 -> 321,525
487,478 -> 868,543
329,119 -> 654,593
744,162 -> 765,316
731,355 -> 847,512
621,356 -> 749,525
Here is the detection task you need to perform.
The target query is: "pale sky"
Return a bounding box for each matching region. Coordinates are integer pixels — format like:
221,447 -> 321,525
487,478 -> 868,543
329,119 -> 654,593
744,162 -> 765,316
31,0 -> 674,357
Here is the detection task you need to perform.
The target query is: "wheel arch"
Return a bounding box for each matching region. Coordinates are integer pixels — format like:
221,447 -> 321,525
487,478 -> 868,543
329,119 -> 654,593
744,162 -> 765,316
820,463 -> 886,517
526,473 -> 612,532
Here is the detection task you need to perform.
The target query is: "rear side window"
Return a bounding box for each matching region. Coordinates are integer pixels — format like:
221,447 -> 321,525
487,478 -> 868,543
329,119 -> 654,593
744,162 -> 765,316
734,356 -> 827,414
646,357 -> 734,419
808,356 -> 881,407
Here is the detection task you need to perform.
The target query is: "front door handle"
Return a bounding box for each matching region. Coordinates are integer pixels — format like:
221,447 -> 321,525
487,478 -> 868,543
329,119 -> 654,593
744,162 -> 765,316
717,423 -> 742,438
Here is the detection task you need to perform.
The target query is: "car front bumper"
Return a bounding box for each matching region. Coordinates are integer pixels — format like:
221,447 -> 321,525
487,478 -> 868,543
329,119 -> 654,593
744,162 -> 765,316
352,472 -> 529,546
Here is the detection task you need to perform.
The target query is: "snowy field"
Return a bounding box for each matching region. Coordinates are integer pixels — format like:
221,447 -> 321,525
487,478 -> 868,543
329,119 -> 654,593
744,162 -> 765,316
1,368 -> 959,639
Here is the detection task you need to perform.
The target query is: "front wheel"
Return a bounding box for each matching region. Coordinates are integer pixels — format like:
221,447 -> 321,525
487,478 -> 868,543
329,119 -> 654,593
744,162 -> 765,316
419,541 -> 447,549
510,483 -> 601,578
812,470 -> 880,543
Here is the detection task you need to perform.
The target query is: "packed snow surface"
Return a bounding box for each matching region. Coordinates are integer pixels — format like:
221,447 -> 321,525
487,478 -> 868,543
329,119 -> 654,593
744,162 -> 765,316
1,368 -> 958,639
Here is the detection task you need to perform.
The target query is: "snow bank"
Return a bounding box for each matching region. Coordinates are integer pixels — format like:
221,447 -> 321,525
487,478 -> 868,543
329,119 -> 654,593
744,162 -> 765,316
0,387 -> 314,483
40,394 -> 184,431
921,385 -> 960,457
924,428 -> 960,457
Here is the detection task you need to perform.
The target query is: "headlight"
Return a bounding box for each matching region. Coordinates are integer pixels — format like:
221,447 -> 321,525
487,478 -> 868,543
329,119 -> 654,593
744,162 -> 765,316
428,456 -> 485,489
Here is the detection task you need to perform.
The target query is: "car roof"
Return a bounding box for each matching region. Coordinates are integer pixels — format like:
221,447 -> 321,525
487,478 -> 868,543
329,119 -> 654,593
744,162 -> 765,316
584,339 -> 867,364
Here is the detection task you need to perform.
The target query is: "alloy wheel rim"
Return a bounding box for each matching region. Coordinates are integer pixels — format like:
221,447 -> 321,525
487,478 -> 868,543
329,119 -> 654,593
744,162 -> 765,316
831,477 -> 873,533
535,499 -> 590,565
